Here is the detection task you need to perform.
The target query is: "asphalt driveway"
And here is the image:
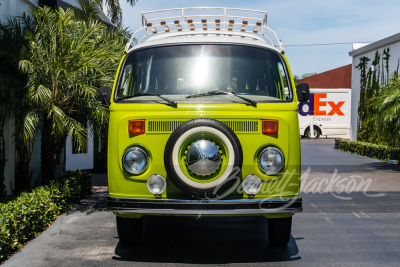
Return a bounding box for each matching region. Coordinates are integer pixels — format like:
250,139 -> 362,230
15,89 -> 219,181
3,139 -> 400,266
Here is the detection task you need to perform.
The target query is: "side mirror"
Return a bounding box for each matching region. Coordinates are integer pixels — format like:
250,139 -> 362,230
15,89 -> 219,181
98,86 -> 112,106
296,83 -> 310,103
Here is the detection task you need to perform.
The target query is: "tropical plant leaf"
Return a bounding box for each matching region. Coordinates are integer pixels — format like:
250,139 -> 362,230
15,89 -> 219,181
23,111 -> 40,141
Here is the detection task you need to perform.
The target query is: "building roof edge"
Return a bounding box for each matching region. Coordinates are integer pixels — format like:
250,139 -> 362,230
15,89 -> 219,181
349,32 -> 400,57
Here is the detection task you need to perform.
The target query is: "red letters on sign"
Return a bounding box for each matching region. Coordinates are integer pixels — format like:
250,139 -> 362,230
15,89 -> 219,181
327,101 -> 345,116
314,93 -> 326,116
299,93 -> 346,117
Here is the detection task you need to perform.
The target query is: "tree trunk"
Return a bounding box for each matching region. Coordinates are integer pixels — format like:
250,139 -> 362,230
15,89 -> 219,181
40,117 -> 65,184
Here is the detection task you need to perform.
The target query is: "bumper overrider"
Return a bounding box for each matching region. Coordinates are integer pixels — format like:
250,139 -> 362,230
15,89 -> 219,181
107,196 -> 302,215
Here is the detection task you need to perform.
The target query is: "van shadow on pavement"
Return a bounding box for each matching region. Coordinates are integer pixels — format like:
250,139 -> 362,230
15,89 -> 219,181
113,216 -> 301,264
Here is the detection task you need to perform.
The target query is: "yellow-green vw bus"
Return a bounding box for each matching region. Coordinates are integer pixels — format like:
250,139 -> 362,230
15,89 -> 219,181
101,8 -> 309,246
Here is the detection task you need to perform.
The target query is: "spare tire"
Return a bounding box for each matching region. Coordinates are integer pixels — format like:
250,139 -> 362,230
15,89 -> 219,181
164,118 -> 243,198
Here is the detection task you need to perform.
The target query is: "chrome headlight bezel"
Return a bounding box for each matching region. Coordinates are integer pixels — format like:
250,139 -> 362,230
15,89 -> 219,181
257,146 -> 285,175
122,147 -> 149,175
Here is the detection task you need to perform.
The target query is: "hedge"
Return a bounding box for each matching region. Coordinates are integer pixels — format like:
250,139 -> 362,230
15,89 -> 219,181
0,170 -> 92,262
335,139 -> 400,162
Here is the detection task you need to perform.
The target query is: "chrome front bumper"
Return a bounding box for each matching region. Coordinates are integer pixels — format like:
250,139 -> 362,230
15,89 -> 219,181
107,196 -> 302,215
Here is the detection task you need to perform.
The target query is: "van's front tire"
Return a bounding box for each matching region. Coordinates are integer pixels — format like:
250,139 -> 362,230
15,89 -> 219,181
116,216 -> 143,246
268,217 -> 292,246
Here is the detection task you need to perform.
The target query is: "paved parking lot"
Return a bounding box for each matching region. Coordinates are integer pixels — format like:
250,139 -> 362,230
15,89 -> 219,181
4,139 -> 400,266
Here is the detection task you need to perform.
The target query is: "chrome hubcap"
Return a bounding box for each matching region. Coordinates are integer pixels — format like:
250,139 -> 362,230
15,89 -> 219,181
186,140 -> 221,176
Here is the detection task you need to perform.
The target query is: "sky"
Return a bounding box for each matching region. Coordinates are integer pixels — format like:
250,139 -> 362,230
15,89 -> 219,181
119,0 -> 400,76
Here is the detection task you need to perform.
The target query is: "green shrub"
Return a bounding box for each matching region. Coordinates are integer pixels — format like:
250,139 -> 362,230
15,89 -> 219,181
0,170 -> 92,262
335,139 -> 400,162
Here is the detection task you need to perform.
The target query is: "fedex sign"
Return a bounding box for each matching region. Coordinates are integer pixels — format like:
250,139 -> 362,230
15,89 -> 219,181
299,93 -> 345,116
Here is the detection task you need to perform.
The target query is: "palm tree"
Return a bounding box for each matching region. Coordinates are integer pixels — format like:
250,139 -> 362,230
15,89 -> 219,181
94,0 -> 138,25
20,5 -> 128,184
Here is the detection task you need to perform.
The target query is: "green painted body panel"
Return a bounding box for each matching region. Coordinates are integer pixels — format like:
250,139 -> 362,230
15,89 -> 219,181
107,52 -> 301,217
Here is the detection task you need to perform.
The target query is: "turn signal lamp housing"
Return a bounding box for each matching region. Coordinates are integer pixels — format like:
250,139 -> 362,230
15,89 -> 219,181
262,120 -> 279,135
129,120 -> 145,135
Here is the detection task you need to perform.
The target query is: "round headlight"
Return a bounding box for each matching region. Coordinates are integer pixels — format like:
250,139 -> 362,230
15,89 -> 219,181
122,147 -> 148,174
147,174 -> 166,195
242,174 -> 262,195
258,147 -> 284,175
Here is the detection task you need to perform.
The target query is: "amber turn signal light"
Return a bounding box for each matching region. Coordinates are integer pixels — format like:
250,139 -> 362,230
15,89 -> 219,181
128,120 -> 145,135
262,120 -> 279,135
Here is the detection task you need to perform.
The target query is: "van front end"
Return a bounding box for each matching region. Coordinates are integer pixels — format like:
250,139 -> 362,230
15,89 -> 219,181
106,103 -> 303,246
103,8 -> 310,246
107,103 -> 302,211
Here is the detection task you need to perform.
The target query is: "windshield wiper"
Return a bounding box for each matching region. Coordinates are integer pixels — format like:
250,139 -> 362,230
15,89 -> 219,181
116,92 -> 177,108
186,90 -> 257,107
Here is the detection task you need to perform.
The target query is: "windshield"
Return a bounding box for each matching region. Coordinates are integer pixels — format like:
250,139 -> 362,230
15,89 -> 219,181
115,45 -> 292,103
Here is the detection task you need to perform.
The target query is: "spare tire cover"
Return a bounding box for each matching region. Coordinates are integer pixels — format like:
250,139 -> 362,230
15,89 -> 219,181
164,118 -> 243,198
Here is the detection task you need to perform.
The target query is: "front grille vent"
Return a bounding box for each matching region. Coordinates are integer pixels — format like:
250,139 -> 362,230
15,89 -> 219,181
147,120 -> 259,133
221,120 -> 258,133
148,120 -> 186,132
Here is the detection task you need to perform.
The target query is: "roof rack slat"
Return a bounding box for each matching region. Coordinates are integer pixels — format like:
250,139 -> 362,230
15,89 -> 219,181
202,19 -> 207,30
228,20 -> 234,31
253,22 -> 261,33
174,20 -> 182,31
215,19 -> 221,30
241,21 -> 248,32
146,23 -> 157,34
187,20 -> 195,31
160,21 -> 170,32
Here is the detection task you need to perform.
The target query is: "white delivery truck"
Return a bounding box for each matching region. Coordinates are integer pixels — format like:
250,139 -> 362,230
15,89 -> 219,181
298,89 -> 351,138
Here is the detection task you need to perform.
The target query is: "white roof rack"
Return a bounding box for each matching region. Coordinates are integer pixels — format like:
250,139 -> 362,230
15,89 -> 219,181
125,7 -> 284,53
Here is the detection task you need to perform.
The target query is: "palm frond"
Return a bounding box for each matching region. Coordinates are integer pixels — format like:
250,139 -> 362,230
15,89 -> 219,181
76,0 -> 100,22
68,118 -> 88,153
48,105 -> 69,137
23,111 -> 40,141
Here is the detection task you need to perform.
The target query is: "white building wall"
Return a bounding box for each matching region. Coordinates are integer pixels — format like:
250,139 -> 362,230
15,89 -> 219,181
30,133 -> 41,186
65,125 -> 94,171
0,0 -> 38,22
350,36 -> 400,141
